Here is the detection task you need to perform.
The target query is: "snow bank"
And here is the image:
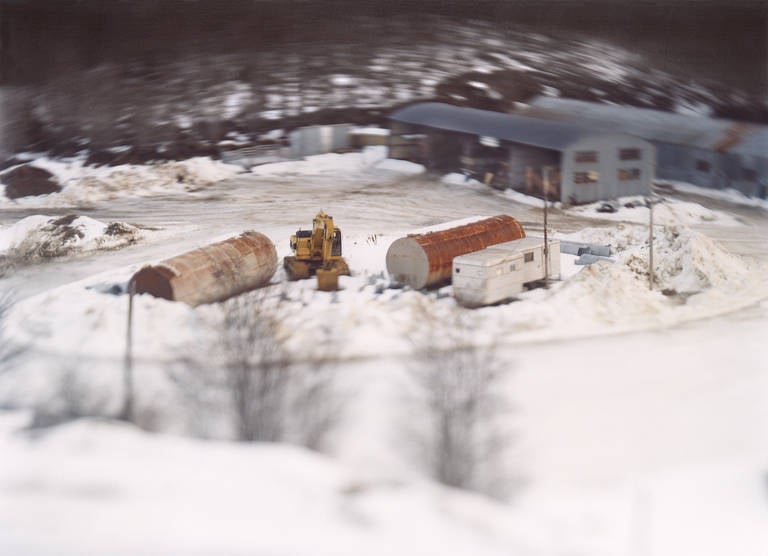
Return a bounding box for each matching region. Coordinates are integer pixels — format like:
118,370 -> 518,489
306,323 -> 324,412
567,196 -> 744,227
1,156 -> 244,207
503,188 -> 556,208
568,225 -> 750,294
372,158 -> 425,175
0,411 -> 533,556
658,180 -> 768,211
0,214 -> 141,260
249,147 -> 394,176
441,172 -> 484,186
350,127 -> 390,136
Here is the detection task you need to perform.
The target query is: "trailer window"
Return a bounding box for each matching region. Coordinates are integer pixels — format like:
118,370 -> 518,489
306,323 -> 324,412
618,168 -> 641,181
574,171 -> 599,184
574,151 -> 598,163
524,252 -> 534,263
619,148 -> 641,161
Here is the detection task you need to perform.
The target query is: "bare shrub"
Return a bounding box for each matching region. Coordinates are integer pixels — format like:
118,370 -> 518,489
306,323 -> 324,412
172,289 -> 343,449
287,332 -> 344,452
221,292 -> 290,442
406,300 -> 515,497
31,365 -> 110,428
0,292 -> 23,374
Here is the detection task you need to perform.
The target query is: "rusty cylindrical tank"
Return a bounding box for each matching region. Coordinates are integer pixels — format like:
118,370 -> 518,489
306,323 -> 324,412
386,215 -> 525,289
132,231 -> 277,307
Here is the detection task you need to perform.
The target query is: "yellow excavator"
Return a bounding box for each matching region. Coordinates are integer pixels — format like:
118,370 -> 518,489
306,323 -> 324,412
284,211 -> 351,281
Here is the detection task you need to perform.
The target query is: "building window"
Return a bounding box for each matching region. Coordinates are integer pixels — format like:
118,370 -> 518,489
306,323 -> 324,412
574,171 -> 599,184
618,168 -> 641,181
696,159 -> 711,173
742,168 -> 757,182
619,148 -> 641,161
574,150 -> 598,163
524,252 -> 534,263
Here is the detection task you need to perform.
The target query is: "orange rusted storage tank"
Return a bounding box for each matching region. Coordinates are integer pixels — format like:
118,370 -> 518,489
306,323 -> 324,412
132,231 -> 277,306
385,215 -> 525,289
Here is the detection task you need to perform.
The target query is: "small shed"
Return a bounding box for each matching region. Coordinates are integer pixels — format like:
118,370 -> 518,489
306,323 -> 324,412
452,248 -> 526,307
288,124 -> 352,158
388,102 -> 655,204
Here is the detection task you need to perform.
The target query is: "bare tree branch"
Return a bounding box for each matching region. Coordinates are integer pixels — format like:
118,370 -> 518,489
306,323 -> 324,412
0,292 -> 24,374
170,288 -> 344,450
406,300 -> 515,496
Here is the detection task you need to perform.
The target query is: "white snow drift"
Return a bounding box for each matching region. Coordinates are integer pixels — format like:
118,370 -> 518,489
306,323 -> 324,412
0,214 -> 141,261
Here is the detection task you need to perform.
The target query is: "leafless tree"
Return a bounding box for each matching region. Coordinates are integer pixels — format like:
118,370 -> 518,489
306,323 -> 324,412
406,300 -> 514,496
171,288 -> 343,449
219,291 -> 291,442
286,329 -> 344,452
30,363 -> 110,428
0,292 -> 23,374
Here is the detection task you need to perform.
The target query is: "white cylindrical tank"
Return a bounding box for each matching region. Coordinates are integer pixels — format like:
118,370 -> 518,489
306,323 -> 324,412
385,215 -> 526,289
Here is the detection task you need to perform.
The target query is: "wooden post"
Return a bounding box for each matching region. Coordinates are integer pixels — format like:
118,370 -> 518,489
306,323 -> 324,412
121,278 -> 136,422
648,184 -> 654,290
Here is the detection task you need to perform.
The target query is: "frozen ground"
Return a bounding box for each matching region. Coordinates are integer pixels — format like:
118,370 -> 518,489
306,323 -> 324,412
0,150 -> 767,555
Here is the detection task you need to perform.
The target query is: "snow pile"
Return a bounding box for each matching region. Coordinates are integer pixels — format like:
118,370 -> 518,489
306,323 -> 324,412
550,261 -> 668,324
658,180 -> 768,211
570,225 -> 750,294
503,188 -> 557,208
567,196 -> 743,227
249,147 -> 405,177
1,156 -> 244,207
373,158 -> 425,175
441,172 -> 483,186
649,228 -> 749,293
0,214 -> 141,261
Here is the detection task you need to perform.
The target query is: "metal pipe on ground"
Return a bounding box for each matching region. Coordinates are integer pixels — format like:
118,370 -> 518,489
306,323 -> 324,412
385,215 -> 526,289
132,231 -> 277,306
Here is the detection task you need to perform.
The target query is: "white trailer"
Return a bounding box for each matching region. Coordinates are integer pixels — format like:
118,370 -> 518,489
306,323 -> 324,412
492,237 -> 561,282
452,248 -> 525,307
452,237 -> 560,307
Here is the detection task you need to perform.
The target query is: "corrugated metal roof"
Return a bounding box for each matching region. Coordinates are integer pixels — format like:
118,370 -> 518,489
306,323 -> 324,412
525,96 -> 768,158
389,102 -> 605,151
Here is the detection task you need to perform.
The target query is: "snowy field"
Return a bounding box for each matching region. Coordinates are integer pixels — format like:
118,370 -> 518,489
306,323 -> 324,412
1,149 -> 767,555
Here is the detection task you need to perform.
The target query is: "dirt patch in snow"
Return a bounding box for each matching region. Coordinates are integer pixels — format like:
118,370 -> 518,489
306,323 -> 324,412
1,165 -> 62,199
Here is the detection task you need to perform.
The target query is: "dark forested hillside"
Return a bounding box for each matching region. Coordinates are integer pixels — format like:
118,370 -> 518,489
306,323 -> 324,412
0,0 -> 765,158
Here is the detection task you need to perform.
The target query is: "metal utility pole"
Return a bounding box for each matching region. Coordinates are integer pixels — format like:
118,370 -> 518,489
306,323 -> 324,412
121,278 -> 136,422
648,182 -> 654,290
543,166 -> 550,289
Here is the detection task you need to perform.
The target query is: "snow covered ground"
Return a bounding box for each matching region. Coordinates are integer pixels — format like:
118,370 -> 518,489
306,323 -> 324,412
0,150 -> 766,555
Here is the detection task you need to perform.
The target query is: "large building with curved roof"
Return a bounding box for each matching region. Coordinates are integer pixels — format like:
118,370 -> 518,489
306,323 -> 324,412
520,96 -> 768,199
388,102 -> 655,204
